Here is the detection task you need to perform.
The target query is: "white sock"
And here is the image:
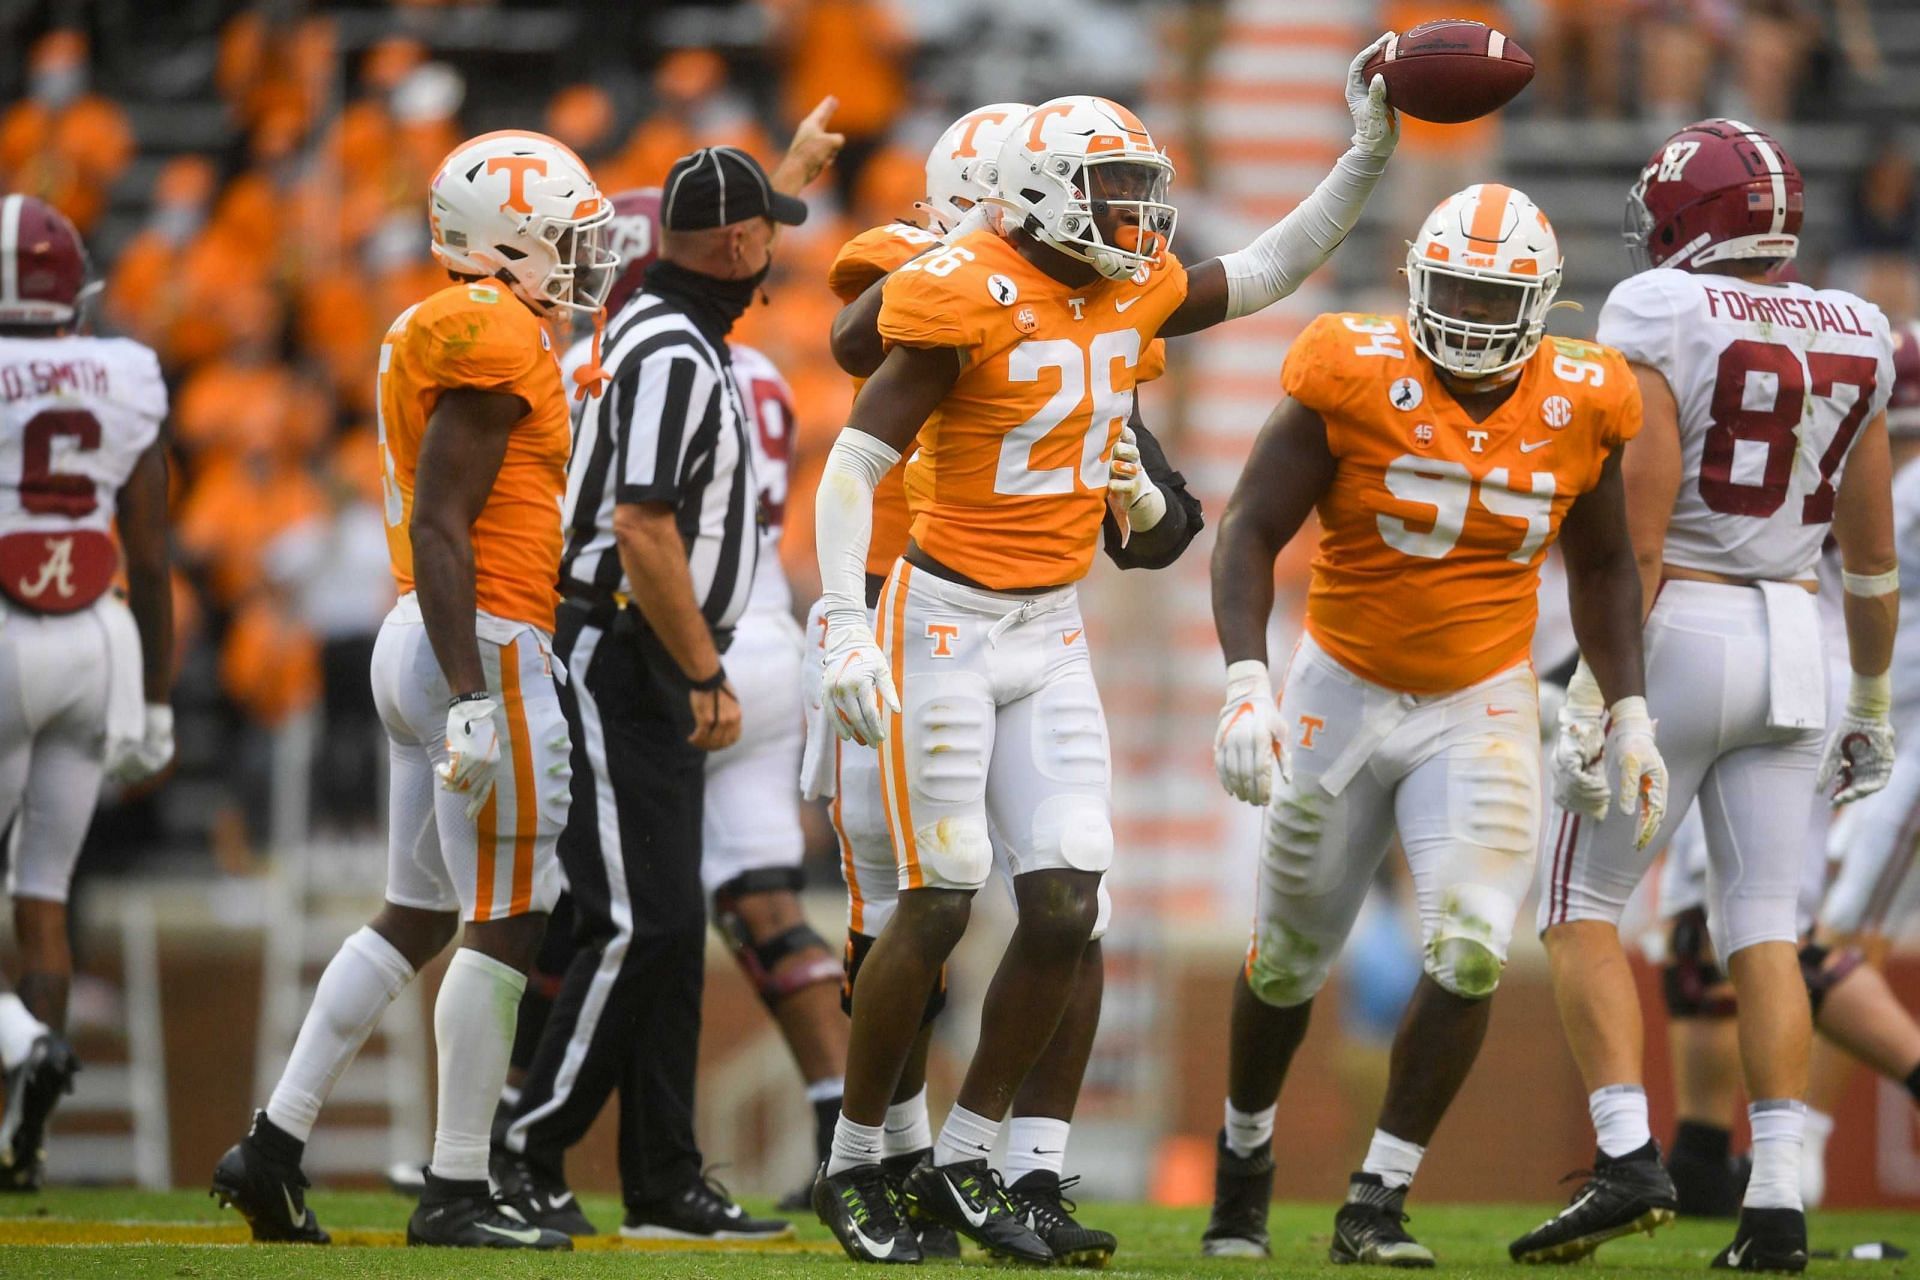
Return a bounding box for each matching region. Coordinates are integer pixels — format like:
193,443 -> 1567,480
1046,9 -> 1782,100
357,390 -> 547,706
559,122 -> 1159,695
1589,1084 -> 1652,1159
266,927 -> 414,1142
1003,1116 -> 1071,1183
808,1077 -> 846,1103
933,1102 -> 1000,1168
883,1087 -> 933,1159
0,993 -> 47,1070
1225,1100 -> 1276,1159
1361,1129 -> 1425,1191
1745,1099 -> 1807,1210
1800,1109 -> 1833,1209
828,1113 -> 885,1176
428,947 -> 525,1183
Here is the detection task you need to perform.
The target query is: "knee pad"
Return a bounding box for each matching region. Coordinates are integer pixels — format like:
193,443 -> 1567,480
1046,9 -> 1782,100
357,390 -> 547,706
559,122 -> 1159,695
902,676 -> 994,888
1798,941 -> 1865,1017
1244,920 -> 1334,1009
712,871 -> 839,1010
1030,794 -> 1114,875
1426,936 -> 1504,1000
842,928 -> 947,1026
1663,907 -> 1736,1019
1424,884 -> 1516,1000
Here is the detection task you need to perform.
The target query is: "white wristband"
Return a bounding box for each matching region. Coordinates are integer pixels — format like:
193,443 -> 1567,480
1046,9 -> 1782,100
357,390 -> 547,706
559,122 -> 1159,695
1843,567 -> 1900,597
1848,671 -> 1892,720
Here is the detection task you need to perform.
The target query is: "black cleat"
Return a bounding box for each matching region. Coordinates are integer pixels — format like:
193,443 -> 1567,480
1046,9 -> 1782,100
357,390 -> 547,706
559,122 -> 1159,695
1510,1141 -> 1679,1263
493,1152 -> 596,1237
902,1158 -> 1052,1265
1712,1207 -> 1808,1273
621,1170 -> 793,1240
407,1169 -> 571,1249
0,1033 -> 78,1192
884,1150 -> 960,1259
209,1112 -> 330,1244
1202,1128 -> 1274,1258
1330,1173 -> 1434,1268
1007,1170 -> 1117,1268
814,1161 -> 923,1263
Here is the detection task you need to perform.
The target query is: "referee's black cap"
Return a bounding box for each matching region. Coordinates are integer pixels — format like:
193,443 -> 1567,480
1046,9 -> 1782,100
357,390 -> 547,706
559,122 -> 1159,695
660,147 -> 808,231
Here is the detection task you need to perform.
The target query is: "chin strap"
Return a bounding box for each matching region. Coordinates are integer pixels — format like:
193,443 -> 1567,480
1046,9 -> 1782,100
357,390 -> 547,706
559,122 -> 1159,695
572,309 -> 610,402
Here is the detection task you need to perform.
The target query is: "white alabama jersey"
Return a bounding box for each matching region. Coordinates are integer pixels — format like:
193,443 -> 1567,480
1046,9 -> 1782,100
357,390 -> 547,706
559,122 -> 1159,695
727,342 -> 793,619
0,334 -> 165,538
1599,267 -> 1895,580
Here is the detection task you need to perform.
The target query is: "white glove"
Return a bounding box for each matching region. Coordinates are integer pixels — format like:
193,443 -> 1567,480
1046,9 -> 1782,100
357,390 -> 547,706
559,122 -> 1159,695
437,695 -> 502,820
1346,32 -> 1399,160
1818,673 -> 1896,804
1106,426 -> 1166,546
1549,666 -> 1610,820
1214,660 -> 1284,806
108,703 -> 174,784
1606,696 -> 1668,850
823,618 -> 899,748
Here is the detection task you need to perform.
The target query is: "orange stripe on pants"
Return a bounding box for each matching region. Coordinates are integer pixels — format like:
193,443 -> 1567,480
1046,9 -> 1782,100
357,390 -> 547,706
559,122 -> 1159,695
500,642 -> 537,917
831,739 -> 863,934
876,564 -> 921,889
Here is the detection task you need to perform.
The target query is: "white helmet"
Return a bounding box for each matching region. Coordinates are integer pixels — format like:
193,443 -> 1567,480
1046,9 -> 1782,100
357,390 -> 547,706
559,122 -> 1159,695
428,130 -> 617,315
923,102 -> 1032,232
993,96 -> 1176,281
1406,183 -> 1563,379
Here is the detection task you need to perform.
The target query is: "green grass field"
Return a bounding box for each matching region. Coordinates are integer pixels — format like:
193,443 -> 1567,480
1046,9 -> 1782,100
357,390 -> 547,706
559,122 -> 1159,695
0,1188 -> 1914,1278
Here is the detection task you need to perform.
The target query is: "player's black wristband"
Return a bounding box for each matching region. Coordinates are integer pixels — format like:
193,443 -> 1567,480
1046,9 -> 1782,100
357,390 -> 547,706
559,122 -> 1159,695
689,667 -> 728,692
448,690 -> 492,708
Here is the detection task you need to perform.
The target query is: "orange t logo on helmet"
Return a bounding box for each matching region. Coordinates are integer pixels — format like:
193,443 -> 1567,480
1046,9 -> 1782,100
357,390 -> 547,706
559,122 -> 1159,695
950,109 -> 1010,160
487,155 -> 548,215
1023,104 -> 1076,150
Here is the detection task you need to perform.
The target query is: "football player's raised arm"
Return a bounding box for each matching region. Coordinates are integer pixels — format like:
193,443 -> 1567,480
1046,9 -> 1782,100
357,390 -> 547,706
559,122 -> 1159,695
1161,36 -> 1397,338
1621,363 -> 1682,619
1833,409 -> 1898,682
1558,448 -> 1646,705
116,437 -> 172,704
411,387 -> 524,698
1212,397 -> 1335,666
830,275 -> 888,378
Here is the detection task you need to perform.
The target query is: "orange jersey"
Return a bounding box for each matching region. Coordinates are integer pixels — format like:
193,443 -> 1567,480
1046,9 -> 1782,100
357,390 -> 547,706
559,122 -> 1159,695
377,280 -> 570,633
1287,314 -> 1641,693
877,229 -> 1186,590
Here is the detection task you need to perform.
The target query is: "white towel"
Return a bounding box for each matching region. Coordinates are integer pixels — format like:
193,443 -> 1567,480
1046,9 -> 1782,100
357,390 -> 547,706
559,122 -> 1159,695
1760,580 -> 1827,732
98,595 -> 146,769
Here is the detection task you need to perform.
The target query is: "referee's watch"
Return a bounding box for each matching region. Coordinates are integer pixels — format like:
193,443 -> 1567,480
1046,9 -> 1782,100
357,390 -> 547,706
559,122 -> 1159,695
689,667 -> 729,692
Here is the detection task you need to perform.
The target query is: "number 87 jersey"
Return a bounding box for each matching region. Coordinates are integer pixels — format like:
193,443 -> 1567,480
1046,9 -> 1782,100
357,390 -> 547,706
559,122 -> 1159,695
1599,267 -> 1894,578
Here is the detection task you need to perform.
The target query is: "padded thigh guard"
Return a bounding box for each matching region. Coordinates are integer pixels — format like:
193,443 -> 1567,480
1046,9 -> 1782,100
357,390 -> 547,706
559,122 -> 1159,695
989,666 -> 1114,879
1663,906 -> 1737,1018
894,667 -> 996,890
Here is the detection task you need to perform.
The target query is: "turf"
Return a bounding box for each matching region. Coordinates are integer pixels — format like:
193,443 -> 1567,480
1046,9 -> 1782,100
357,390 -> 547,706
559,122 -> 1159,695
0,1188 -> 1912,1277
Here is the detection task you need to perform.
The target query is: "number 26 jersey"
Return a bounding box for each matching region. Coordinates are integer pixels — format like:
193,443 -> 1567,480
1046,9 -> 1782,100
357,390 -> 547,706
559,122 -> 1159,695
1285,313 -> 1640,695
1598,267 -> 1894,581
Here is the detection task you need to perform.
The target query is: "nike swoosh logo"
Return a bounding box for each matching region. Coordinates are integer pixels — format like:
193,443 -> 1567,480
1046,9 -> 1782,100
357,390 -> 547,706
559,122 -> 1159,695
479,1221 -> 545,1244
1115,296 -> 1141,313
1062,629 -> 1083,645
1519,438 -> 1550,453
1726,1240 -> 1751,1268
722,1204 -> 743,1219
953,1189 -> 989,1229
1031,1147 -> 1062,1155
546,1193 -> 575,1211
848,1220 -> 896,1258
281,1186 -> 310,1229
1487,706 -> 1517,716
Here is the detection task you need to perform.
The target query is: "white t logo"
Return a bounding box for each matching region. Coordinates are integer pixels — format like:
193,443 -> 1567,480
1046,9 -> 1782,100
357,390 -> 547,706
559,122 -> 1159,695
1068,297 -> 1086,320
1467,429 -> 1489,454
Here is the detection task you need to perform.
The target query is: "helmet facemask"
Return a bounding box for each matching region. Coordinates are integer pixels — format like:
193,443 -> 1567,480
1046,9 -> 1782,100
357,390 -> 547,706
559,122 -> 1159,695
526,205 -> 617,313
1407,253 -> 1559,380
1035,153 -> 1176,281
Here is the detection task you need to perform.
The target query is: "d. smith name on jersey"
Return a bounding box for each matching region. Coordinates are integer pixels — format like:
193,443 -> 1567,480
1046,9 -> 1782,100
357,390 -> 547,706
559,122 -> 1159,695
0,358 -> 113,402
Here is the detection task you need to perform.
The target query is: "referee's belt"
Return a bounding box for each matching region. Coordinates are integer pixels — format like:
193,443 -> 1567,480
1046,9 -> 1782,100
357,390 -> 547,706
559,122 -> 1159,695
559,583 -> 733,652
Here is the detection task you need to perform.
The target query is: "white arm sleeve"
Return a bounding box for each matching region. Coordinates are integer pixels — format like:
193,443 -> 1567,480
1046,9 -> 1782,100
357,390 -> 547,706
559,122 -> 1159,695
815,428 -> 903,632
1217,144 -> 1389,320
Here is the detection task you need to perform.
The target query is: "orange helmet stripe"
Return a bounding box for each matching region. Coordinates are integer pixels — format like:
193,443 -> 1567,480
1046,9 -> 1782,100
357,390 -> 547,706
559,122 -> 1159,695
1094,97 -> 1151,138
1467,182 -> 1513,256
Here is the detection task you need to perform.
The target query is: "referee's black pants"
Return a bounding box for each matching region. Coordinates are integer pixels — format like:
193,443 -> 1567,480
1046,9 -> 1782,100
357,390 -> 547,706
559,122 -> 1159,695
503,599 -> 707,1208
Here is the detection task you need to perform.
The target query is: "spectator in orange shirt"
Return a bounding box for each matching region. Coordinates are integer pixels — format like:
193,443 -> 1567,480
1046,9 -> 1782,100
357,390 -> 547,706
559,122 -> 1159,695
0,31 -> 134,234
106,156 -> 217,354
615,50 -> 771,190
770,0 -> 909,207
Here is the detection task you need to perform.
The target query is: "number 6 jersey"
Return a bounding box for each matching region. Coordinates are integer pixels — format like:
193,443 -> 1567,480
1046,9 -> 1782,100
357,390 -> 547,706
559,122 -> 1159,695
1598,266 -> 1894,580
1284,313 -> 1641,695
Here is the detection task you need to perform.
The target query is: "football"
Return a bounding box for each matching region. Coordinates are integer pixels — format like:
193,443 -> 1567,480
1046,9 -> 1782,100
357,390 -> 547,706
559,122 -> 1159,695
1362,20 -> 1535,124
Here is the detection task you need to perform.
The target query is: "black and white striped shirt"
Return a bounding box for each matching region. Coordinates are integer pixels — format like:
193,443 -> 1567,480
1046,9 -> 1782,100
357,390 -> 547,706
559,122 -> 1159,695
560,289 -> 757,633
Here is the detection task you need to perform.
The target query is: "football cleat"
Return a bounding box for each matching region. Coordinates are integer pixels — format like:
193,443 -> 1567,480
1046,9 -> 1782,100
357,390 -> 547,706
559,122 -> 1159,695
209,1112 -> 330,1244
884,1149 -> 960,1259
1510,1142 -> 1678,1263
1201,1128 -> 1274,1258
901,1157 -> 1053,1265
814,1161 -> 923,1264
493,1151 -> 596,1237
1330,1173 -> 1435,1268
0,1033 -> 79,1192
1712,1207 -> 1808,1273
620,1170 -> 793,1240
1007,1170 -> 1117,1268
407,1169 -> 572,1249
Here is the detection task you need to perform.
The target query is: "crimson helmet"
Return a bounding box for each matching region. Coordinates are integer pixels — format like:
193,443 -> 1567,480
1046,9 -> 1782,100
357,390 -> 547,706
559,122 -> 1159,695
0,194 -> 89,327
1625,119 -> 1803,273
1890,321 -> 1920,438
603,188 -> 661,316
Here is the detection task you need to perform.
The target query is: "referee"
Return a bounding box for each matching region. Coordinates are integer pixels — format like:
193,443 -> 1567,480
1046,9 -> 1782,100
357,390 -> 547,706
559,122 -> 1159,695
499,141 -> 832,1240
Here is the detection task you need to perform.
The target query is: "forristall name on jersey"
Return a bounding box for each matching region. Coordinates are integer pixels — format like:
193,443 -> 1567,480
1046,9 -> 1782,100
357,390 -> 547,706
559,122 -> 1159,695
1699,286 -> 1876,338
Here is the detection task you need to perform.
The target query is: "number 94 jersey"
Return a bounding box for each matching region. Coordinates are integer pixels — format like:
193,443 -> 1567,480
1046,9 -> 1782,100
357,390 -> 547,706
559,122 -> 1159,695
877,228 -> 1187,591
1286,313 -> 1640,695
1599,267 -> 1894,580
